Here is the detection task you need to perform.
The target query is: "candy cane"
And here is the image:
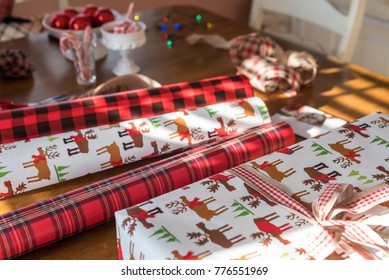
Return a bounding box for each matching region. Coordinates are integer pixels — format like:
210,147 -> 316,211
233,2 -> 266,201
60,27 -> 94,83
113,2 -> 140,34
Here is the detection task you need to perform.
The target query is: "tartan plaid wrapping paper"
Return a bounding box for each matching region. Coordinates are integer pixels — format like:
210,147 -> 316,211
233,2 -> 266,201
0,75 -> 253,144
0,96 -> 271,198
0,121 -> 295,259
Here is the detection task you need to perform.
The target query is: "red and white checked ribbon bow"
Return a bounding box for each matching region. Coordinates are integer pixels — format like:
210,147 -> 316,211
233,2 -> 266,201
232,165 -> 389,259
229,33 -> 317,97
237,56 -> 302,97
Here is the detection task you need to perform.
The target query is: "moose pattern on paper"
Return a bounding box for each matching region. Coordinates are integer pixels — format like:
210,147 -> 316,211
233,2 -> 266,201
0,97 -> 270,198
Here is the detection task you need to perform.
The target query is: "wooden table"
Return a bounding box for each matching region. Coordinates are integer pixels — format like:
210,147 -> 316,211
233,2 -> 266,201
0,5 -> 388,260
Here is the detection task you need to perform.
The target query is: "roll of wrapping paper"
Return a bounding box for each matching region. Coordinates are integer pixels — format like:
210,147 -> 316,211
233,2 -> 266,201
0,97 -> 270,198
0,74 -> 253,144
0,121 -> 295,259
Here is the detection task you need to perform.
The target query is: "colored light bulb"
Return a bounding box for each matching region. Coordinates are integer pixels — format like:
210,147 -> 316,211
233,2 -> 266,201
166,39 -> 173,48
206,22 -> 214,29
195,14 -> 202,22
133,14 -> 140,21
159,24 -> 167,31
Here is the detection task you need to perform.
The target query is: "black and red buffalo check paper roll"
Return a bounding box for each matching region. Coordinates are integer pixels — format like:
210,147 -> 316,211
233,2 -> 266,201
0,122 -> 294,259
0,75 -> 252,144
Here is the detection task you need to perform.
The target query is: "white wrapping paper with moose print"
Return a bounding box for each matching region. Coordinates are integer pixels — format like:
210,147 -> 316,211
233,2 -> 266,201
115,112 -> 389,260
0,97 -> 270,198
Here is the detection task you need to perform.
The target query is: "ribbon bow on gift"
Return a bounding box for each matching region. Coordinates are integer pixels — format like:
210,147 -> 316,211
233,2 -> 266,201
232,165 -> 389,259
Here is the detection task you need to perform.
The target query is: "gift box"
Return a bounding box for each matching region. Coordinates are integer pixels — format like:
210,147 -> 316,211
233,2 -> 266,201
115,112 -> 389,260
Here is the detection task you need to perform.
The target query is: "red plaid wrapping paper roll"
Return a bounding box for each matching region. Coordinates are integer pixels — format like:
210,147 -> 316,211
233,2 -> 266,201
0,122 -> 294,259
0,74 -> 252,144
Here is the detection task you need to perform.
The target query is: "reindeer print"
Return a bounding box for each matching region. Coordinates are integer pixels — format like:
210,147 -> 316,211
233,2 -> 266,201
290,190 -> 312,211
252,212 -> 292,245
373,166 -> 389,185
141,141 -> 159,159
179,196 -> 228,221
251,159 -> 296,182
241,182 -> 276,207
171,250 -> 211,260
202,173 -> 236,192
208,117 -> 228,138
0,180 -> 13,197
325,248 -> 350,260
96,142 -> 123,169
277,145 -> 304,155
129,241 -> 145,260
121,201 -> 164,235
126,206 -> 163,229
63,130 -> 93,156
233,100 -> 255,119
163,117 -> 192,145
339,123 -> 370,138
23,147 -> 51,183
194,222 -> 246,248
0,180 -> 26,198
328,139 -> 364,164
119,122 -> 145,151
303,162 -> 341,191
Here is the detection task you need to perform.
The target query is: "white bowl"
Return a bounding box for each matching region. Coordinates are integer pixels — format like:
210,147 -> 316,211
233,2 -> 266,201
100,20 -> 146,50
42,9 -> 121,39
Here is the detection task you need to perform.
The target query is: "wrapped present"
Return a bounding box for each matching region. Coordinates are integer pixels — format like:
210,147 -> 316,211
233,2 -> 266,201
115,112 -> 389,260
0,96 -> 271,198
0,121 -> 294,259
0,74 -> 252,144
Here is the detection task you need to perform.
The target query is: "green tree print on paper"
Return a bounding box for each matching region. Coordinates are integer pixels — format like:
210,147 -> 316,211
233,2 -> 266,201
54,165 -> 70,182
0,162 -> 11,178
205,107 -> 219,118
257,105 -> 270,121
148,117 -> 161,129
312,142 -> 332,156
149,226 -> 180,243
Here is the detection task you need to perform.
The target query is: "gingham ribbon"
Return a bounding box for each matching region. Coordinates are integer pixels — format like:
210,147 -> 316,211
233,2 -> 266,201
238,56 -> 302,97
231,165 -> 389,259
229,33 -> 317,96
229,33 -> 281,66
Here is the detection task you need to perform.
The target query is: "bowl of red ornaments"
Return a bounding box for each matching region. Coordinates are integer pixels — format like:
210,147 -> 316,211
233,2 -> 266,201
42,4 -> 120,39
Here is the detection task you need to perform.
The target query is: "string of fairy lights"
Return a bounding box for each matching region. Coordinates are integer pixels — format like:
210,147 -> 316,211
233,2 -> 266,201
131,12 -> 215,48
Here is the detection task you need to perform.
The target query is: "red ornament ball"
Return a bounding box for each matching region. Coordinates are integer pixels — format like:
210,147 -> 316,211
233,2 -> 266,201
49,13 -> 70,29
69,14 -> 92,30
93,8 -> 115,27
82,4 -> 98,19
62,8 -> 78,18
